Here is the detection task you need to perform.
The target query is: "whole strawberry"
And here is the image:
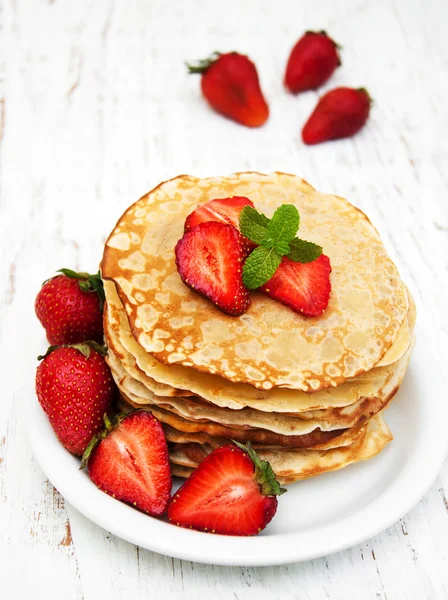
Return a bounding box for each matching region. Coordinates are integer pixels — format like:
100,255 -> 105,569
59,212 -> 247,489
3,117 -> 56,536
187,52 -> 269,127
35,269 -> 105,345
285,31 -> 341,93
36,342 -> 116,455
302,87 -> 372,144
82,410 -> 172,516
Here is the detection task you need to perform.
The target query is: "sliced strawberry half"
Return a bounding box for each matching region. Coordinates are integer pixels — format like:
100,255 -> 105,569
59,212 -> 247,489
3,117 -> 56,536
167,443 -> 285,536
185,196 -> 254,233
82,410 -> 172,516
175,221 -> 251,316
261,254 -> 331,317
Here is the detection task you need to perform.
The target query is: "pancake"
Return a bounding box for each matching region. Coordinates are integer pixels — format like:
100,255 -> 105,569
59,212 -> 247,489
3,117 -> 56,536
166,420 -> 368,466
159,420 -> 368,452
101,172 -> 408,392
367,287 -> 416,370
162,424 -> 226,448
374,316 -> 410,367
171,464 -> 195,479
118,398 -> 347,448
168,413 -> 392,484
104,280 -> 413,413
108,341 -> 410,431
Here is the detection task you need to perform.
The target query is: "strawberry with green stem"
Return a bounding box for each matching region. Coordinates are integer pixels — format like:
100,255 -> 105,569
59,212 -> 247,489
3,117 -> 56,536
168,442 -> 286,536
35,268 -> 105,345
35,342 -> 116,455
81,410 -> 172,517
187,52 -> 269,127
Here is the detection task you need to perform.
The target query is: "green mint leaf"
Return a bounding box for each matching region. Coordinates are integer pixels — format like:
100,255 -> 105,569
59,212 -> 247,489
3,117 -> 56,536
288,238 -> 322,263
267,204 -> 300,245
261,237 -> 275,249
239,206 -> 270,244
242,246 -> 282,290
275,240 -> 291,256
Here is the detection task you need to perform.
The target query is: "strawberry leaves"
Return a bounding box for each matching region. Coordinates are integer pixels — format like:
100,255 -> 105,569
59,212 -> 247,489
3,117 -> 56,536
80,413 -> 115,470
240,204 -> 322,289
233,441 -> 287,496
37,340 -> 107,361
186,52 -> 221,74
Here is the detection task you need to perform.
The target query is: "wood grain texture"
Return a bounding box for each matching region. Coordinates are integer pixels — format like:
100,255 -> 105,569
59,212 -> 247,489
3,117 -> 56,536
1,0 -> 447,598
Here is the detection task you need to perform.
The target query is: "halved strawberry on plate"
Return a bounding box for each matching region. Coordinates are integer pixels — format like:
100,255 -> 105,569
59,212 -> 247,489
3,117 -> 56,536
168,442 -> 286,536
82,410 -> 172,516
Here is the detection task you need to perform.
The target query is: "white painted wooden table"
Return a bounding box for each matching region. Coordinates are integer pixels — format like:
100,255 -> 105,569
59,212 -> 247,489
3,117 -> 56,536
1,0 -> 447,598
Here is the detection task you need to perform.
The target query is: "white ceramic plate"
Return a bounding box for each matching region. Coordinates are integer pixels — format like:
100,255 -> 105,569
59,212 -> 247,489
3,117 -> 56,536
27,330 -> 448,566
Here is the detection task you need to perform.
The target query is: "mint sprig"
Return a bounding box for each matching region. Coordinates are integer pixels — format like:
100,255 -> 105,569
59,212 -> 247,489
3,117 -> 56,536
240,204 -> 322,289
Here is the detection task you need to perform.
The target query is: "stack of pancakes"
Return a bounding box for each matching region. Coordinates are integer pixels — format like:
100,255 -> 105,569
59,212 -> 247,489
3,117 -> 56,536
101,172 -> 415,484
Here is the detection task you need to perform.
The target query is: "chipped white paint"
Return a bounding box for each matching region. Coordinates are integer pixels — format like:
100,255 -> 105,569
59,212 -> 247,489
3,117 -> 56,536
0,0 -> 447,598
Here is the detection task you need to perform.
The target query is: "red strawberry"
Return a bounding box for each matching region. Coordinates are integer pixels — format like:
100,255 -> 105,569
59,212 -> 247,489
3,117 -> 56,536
36,342 -> 116,455
285,31 -> 341,93
168,443 -> 285,536
187,52 -> 269,127
35,269 -> 105,345
175,221 -> 251,316
302,87 -> 371,144
261,254 -> 331,317
82,410 -> 171,517
185,196 -> 254,232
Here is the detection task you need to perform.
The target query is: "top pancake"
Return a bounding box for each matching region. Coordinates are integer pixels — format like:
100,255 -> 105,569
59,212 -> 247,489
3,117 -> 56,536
101,172 -> 408,392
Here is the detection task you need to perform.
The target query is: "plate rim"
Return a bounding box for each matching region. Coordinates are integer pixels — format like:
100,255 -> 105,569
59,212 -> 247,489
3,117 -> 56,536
26,330 -> 448,566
